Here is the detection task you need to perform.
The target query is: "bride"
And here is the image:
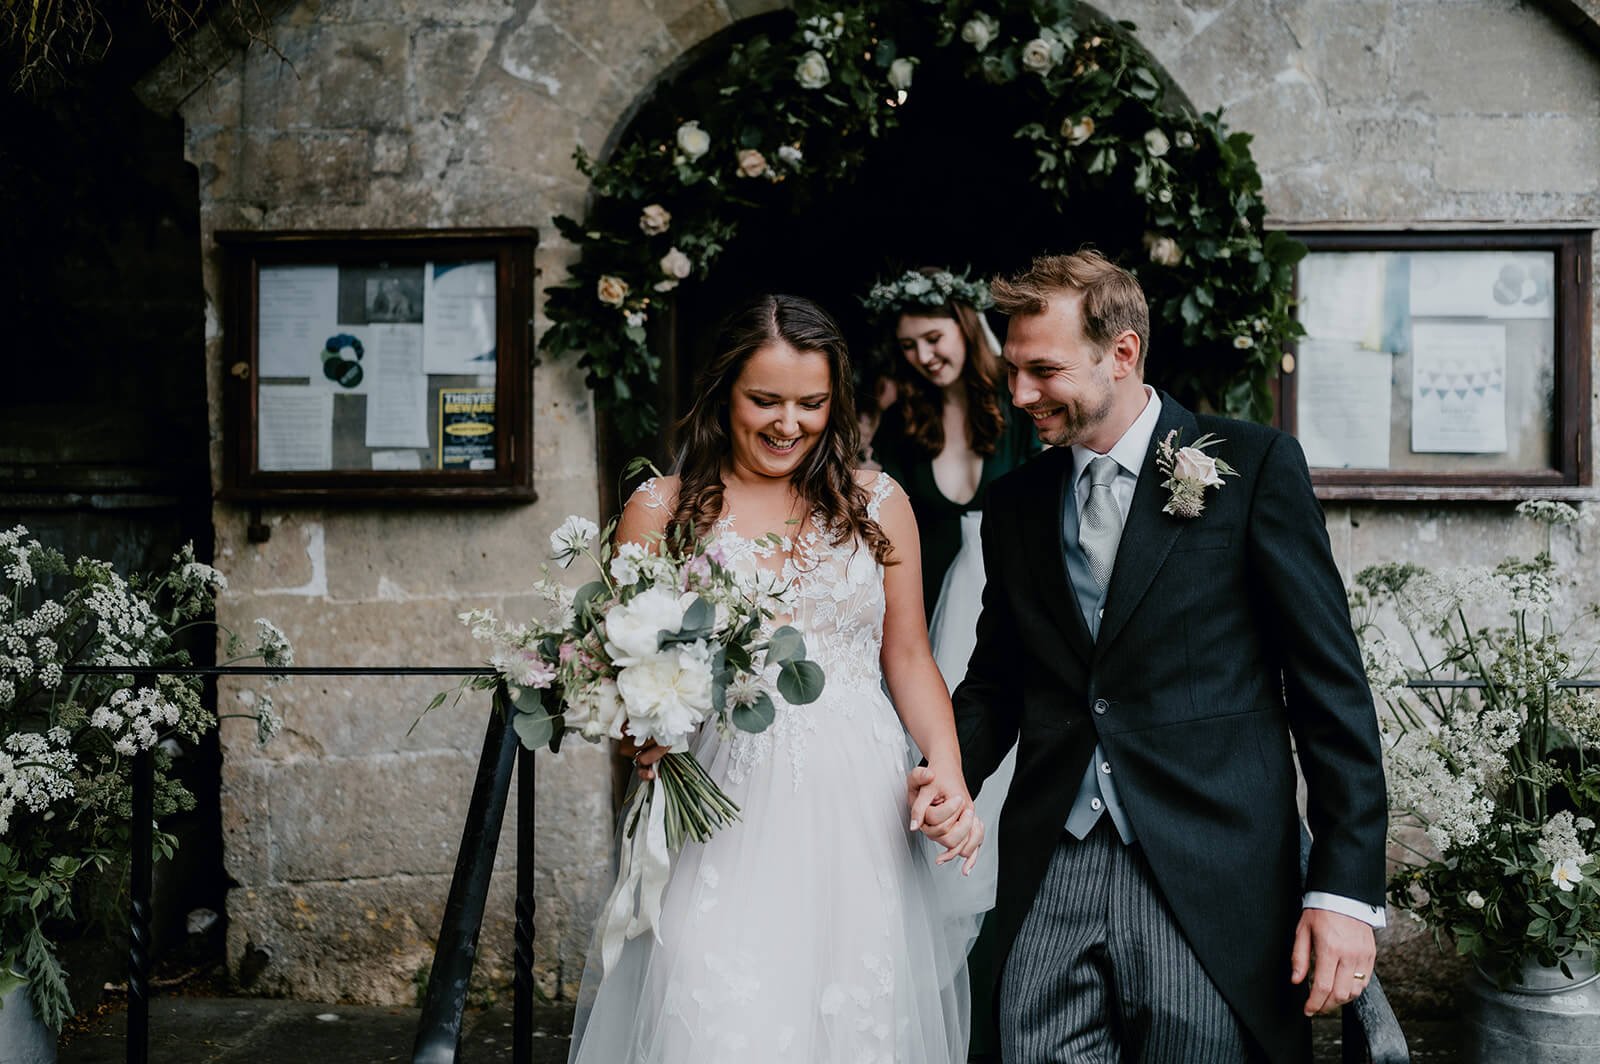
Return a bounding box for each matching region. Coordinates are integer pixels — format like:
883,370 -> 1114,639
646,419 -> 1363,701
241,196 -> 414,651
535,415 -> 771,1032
567,294 -> 983,1064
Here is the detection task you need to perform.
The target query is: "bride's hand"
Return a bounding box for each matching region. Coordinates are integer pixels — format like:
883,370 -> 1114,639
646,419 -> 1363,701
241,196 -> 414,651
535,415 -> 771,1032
618,735 -> 667,781
906,764 -> 986,876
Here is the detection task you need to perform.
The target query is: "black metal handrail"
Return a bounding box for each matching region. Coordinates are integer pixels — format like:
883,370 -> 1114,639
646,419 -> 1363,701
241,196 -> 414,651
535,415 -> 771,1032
61,665 -> 524,1064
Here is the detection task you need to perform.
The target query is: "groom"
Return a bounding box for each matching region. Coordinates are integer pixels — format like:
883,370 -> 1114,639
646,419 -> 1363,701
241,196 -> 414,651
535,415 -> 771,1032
913,251 -> 1387,1063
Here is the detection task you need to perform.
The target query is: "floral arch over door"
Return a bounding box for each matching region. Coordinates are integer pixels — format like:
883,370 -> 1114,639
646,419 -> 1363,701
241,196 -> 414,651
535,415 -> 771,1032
541,0 -> 1307,442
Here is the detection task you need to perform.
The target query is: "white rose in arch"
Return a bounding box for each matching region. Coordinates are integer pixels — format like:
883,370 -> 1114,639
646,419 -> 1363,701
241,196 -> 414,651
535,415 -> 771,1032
1020,37 -> 1060,75
796,50 -> 831,90
1144,129 -> 1171,158
961,15 -> 996,52
638,203 -> 671,236
736,148 -> 769,179
1175,130 -> 1196,149
1146,235 -> 1183,268
676,121 -> 710,160
660,247 -> 693,280
888,57 -> 916,91
596,274 -> 629,307
1061,116 -> 1094,146
777,144 -> 803,170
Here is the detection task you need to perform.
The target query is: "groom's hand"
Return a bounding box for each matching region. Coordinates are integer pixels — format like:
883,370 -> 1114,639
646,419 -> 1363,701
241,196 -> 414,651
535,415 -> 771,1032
1291,909 -> 1376,1016
906,765 -> 985,875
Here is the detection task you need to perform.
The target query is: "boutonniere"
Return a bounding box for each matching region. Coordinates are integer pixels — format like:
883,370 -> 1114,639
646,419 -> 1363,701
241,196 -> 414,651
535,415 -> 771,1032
1155,430 -> 1236,518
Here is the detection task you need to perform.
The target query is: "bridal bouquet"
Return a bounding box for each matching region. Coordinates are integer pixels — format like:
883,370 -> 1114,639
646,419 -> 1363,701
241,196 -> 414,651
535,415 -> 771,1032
1352,501 -> 1600,985
443,501 -> 825,966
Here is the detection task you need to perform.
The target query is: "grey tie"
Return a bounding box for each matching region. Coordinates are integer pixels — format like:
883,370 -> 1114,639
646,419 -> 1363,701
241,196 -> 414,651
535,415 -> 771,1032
1080,456 -> 1123,591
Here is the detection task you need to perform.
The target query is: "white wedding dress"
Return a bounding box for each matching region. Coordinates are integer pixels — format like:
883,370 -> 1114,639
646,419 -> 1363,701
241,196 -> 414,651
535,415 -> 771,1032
568,473 -> 970,1064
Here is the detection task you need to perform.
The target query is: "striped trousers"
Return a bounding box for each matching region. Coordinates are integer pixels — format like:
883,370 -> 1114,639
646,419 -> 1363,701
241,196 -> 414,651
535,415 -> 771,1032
999,821 -> 1254,1064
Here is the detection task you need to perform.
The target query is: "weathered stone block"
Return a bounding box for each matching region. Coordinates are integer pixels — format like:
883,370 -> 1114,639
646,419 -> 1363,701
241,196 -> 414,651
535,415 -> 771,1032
1286,0 -> 1395,107
372,132 -> 411,174
1435,115 -> 1600,194
538,0 -> 680,87
239,131 -> 372,204
219,756 -> 272,886
243,24 -> 412,132
412,25 -> 497,118
268,750 -> 481,880
1160,0 -> 1303,109
1223,80 -> 1338,170
1396,2 -> 1600,116
657,0 -> 733,50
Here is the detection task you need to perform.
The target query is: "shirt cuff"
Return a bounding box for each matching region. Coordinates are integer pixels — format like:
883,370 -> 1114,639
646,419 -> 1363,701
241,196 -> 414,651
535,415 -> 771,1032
1303,891 -> 1387,928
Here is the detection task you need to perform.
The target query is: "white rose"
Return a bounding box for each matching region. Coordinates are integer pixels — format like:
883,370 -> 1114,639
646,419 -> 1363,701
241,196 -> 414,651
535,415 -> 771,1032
1147,235 -> 1183,268
638,203 -> 671,236
596,275 -> 628,307
549,514 -> 599,567
676,120 -> 710,160
1157,187 -> 1173,204
736,148 -> 769,179
1061,116 -> 1094,146
960,16 -> 995,52
1466,891 -> 1486,910
1144,129 -> 1170,157
653,279 -> 678,293
1233,335 -> 1254,350
624,310 -> 647,329
1172,447 -> 1225,488
615,646 -> 713,747
660,247 -> 693,280
1020,37 -> 1059,75
796,50 -> 831,90
604,585 -> 687,666
777,144 -> 803,170
1175,130 -> 1195,149
888,57 -> 915,91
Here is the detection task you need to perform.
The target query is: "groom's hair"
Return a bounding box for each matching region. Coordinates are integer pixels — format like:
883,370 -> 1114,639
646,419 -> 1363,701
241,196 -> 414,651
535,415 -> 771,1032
991,250 -> 1150,372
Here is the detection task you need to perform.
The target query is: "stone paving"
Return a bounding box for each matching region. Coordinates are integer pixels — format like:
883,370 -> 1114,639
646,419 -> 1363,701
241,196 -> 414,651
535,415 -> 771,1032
59,995 -> 1464,1063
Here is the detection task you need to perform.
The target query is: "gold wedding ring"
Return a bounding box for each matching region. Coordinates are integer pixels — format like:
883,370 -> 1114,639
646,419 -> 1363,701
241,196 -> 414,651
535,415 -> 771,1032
1352,972 -> 1368,980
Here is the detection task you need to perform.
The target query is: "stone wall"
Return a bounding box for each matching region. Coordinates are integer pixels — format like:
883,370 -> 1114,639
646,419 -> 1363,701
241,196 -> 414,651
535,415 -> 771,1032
158,0 -> 752,1004
146,0 -> 1600,1010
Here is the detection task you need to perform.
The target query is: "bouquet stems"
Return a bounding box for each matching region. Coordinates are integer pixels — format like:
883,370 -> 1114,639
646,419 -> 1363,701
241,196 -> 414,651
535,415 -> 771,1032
655,751 -> 742,851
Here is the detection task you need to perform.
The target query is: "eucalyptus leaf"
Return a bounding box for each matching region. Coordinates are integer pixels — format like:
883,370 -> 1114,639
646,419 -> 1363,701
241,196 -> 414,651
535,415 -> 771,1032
512,709 -> 555,750
777,660 -> 826,704
765,625 -> 807,664
731,691 -> 777,733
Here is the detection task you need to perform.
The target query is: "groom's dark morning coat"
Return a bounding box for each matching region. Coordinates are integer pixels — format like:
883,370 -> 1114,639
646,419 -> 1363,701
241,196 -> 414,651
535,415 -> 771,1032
953,395 -> 1387,1062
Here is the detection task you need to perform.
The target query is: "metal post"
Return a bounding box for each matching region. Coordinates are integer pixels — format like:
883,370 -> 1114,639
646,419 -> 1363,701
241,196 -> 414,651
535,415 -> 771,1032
513,731 -> 537,1064
411,683 -> 521,1064
127,673 -> 156,1064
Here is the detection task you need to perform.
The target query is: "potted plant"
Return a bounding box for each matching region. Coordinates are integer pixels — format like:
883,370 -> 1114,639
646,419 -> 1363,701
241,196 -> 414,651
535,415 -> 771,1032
0,525 -> 288,1047
1352,501 -> 1600,1061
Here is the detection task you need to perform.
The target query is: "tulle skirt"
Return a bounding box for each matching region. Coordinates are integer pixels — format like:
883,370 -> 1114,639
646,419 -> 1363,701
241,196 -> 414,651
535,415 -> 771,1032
567,676 -> 971,1064
926,510 -> 1017,922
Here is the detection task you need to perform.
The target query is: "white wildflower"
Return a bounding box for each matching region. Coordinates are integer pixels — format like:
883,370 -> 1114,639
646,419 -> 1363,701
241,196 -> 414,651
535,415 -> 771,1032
1538,811 -> 1590,867
1516,500 -> 1581,526
254,618 -> 293,668
255,693 -> 283,745
549,515 -> 599,568
1552,858 -> 1585,893
1361,636 -> 1410,701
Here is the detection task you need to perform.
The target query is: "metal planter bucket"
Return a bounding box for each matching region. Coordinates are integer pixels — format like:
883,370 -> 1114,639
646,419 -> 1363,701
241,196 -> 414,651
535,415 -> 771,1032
1467,951 -> 1600,1063
0,983 -> 56,1064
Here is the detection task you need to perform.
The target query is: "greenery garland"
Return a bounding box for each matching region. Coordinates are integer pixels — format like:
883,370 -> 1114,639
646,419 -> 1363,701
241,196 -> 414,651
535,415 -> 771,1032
540,0 -> 1307,441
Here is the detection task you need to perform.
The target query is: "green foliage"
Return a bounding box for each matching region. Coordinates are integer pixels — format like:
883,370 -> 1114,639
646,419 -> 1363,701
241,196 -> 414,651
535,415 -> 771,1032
540,0 -> 1304,441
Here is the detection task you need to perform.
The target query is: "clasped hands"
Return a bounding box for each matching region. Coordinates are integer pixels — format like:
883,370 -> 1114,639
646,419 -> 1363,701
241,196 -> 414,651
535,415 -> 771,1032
906,763 -> 985,875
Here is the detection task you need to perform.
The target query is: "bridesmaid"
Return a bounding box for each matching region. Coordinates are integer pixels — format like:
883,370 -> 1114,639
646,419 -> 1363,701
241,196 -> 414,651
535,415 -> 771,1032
863,266 -> 1038,1063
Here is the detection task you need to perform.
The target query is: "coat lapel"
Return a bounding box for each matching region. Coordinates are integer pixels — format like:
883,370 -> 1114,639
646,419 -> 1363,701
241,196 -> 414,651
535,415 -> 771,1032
1095,396 -> 1198,658
1022,446 -> 1093,664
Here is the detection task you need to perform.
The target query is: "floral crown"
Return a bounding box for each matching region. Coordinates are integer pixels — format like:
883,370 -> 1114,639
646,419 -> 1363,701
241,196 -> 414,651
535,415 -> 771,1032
861,267 -> 993,317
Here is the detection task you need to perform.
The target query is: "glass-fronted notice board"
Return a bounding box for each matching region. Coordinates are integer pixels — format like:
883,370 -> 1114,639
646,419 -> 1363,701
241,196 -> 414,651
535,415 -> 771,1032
219,228 -> 536,502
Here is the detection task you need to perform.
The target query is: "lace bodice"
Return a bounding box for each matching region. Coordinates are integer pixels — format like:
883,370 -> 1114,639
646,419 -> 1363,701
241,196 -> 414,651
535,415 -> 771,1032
630,473 -> 897,697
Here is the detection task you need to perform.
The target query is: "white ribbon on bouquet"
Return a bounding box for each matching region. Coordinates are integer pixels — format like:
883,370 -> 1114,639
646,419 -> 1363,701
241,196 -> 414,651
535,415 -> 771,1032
598,777 -> 672,974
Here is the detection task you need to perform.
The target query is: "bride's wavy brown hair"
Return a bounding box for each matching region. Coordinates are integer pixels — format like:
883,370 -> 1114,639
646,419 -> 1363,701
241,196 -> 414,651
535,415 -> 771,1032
671,294 -> 896,565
